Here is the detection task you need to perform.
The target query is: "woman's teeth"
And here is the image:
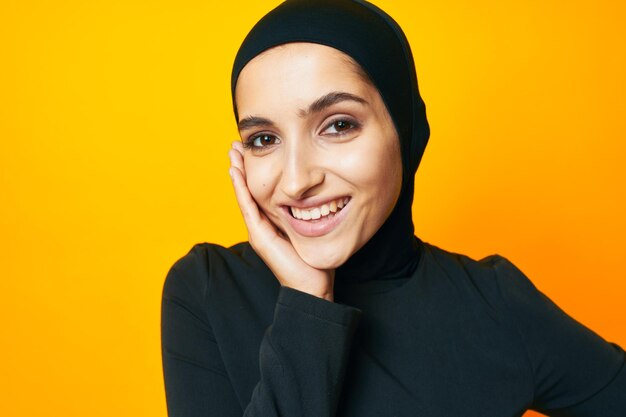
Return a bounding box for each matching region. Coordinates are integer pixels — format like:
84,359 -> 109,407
290,197 -> 349,221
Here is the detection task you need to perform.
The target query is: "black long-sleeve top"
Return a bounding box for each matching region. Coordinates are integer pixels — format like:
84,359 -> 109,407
161,239 -> 626,416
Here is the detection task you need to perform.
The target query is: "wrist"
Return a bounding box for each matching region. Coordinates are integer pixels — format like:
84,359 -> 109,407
283,285 -> 334,302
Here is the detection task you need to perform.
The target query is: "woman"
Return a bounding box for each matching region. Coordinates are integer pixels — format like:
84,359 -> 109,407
161,1 -> 626,416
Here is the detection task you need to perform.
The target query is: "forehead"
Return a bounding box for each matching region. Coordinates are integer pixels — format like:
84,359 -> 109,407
234,43 -> 376,114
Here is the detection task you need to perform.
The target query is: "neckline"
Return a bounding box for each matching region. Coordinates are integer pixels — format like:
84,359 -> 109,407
334,237 -> 428,298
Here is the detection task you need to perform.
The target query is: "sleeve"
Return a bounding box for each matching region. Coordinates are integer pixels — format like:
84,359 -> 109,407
161,264 -> 362,417
161,265 -> 241,416
492,257 -> 626,416
244,286 -> 362,416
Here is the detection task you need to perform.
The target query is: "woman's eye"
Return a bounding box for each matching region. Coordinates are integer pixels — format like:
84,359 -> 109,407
247,134 -> 281,149
322,119 -> 357,135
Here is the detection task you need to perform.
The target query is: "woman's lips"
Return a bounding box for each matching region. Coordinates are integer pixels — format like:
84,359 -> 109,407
283,197 -> 351,237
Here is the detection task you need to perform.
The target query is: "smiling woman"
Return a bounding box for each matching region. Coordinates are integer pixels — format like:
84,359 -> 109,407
160,1 -> 626,416
234,43 -> 402,271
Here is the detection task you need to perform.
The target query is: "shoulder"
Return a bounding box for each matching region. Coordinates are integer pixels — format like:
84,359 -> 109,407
421,242 -> 626,410
426,242 -> 557,320
420,241 -> 554,328
422,241 -> 525,309
424,241 -> 518,279
162,241 -> 263,300
167,241 -> 245,273
162,241 -> 277,311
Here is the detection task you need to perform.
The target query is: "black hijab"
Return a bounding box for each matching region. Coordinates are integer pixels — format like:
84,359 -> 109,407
231,0 -> 430,283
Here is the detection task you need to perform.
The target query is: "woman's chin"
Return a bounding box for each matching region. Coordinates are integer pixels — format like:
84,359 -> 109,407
294,243 -> 351,271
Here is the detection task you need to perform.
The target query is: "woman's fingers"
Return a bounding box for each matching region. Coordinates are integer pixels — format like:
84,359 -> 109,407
231,140 -> 245,154
229,144 -> 280,241
230,142 -> 247,182
229,148 -> 260,226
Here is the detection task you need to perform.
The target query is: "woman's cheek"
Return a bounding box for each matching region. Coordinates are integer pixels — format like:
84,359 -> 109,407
341,131 -> 402,205
244,158 -> 275,209
337,142 -> 381,185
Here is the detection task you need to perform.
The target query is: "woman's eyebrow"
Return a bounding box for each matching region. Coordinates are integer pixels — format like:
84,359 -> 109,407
304,91 -> 368,116
238,116 -> 275,132
237,92 -> 368,132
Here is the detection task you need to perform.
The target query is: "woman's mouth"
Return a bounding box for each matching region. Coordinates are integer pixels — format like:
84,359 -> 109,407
289,197 -> 349,221
283,196 -> 351,237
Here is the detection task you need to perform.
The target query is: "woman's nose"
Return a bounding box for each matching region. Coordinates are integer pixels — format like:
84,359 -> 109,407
278,140 -> 324,200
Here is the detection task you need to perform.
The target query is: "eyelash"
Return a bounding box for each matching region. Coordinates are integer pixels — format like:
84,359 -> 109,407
242,117 -> 361,151
322,117 -> 361,135
242,134 -> 280,150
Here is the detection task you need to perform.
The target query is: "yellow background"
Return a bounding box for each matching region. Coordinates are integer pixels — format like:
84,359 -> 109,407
1,0 -> 624,416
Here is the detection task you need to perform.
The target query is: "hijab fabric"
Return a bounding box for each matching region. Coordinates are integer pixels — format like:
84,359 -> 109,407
231,0 -> 430,283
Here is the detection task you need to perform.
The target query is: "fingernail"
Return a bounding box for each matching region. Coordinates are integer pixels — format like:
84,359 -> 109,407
228,167 -> 234,179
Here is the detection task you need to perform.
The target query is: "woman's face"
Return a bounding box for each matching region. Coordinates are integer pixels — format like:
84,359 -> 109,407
235,42 -> 403,270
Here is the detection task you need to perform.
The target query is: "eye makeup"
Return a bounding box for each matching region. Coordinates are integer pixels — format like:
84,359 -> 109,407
319,116 -> 362,137
241,133 -> 281,154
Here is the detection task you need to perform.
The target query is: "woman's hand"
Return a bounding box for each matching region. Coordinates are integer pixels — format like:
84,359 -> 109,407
228,142 -> 335,302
